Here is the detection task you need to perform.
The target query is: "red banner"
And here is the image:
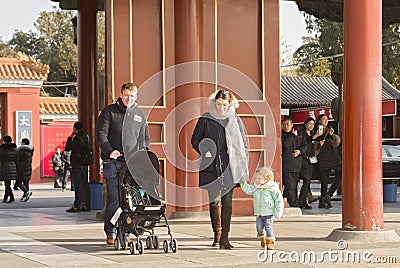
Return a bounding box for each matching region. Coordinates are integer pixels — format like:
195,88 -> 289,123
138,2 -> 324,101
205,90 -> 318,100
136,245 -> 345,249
291,100 -> 396,125
41,125 -> 73,177
291,108 -> 334,124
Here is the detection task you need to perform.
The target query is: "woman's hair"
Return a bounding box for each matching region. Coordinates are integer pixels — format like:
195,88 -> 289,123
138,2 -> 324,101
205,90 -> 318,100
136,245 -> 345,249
316,114 -> 328,123
254,166 -> 274,183
211,89 -> 239,108
302,117 -> 315,131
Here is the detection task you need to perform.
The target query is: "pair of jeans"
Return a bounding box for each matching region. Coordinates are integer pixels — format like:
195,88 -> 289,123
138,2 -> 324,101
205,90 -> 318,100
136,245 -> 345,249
103,160 -> 124,236
256,215 -> 274,238
61,165 -> 71,189
15,180 -> 29,195
71,164 -> 90,208
282,171 -> 300,207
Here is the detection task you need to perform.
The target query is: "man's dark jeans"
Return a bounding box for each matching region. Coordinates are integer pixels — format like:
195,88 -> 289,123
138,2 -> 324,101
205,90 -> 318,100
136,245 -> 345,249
71,164 -> 90,208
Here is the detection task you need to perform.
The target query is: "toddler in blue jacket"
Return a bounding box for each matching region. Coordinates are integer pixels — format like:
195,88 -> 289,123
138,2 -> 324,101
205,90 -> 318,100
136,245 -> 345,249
241,167 -> 284,249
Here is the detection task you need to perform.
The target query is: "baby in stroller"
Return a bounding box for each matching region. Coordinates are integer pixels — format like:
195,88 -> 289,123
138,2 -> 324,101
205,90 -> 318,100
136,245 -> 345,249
111,150 -> 177,254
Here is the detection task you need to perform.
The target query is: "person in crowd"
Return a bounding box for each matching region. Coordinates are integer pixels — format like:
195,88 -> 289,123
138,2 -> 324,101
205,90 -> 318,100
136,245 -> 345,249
16,138 -> 34,202
65,121 -> 92,212
313,114 -> 341,209
52,147 -> 63,188
298,117 -> 318,209
60,149 -> 72,192
281,117 -> 308,208
0,136 -> 18,203
240,167 -> 284,250
96,82 -> 150,245
191,89 -> 249,250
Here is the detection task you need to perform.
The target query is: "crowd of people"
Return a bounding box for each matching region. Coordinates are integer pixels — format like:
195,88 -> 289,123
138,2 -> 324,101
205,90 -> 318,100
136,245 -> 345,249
0,136 -> 34,203
281,114 -> 342,210
0,84 -> 342,251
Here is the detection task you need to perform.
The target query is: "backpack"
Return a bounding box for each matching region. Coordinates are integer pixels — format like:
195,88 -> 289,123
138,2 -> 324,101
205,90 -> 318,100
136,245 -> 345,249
76,134 -> 94,165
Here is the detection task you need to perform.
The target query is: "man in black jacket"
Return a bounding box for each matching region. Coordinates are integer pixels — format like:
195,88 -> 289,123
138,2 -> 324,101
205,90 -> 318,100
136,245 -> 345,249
65,121 -> 92,212
281,118 -> 308,207
96,82 -> 150,245
16,138 -> 34,202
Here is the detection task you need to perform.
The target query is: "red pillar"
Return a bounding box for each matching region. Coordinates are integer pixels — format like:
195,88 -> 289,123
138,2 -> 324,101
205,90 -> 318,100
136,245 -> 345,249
174,0 -> 205,212
342,0 -> 383,230
77,0 -> 100,182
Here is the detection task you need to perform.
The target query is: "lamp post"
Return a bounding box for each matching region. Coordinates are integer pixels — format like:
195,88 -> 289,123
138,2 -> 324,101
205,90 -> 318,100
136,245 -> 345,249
71,16 -> 77,45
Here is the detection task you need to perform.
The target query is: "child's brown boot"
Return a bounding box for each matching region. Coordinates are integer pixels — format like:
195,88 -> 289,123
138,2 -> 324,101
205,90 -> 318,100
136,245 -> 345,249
266,238 -> 275,250
258,235 -> 267,248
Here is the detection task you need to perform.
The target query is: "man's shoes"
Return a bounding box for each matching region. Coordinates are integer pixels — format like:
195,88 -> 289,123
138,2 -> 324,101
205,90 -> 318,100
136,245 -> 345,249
21,192 -> 32,202
62,188 -> 67,192
307,192 -> 318,203
66,206 -> 80,213
7,198 -> 15,203
106,235 -> 115,245
301,204 -> 312,209
81,205 -> 91,212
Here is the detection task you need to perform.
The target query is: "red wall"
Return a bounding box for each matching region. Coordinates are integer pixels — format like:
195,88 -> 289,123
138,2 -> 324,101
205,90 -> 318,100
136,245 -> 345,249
0,87 -> 41,183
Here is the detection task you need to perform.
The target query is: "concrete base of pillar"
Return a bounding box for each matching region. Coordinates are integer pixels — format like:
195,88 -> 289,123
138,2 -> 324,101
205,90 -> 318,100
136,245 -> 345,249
170,211 -> 210,219
326,228 -> 400,242
283,207 -> 302,216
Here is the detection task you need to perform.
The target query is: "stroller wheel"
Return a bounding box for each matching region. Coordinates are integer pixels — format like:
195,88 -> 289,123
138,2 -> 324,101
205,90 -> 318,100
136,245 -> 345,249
146,236 -> 152,249
137,240 -> 144,255
163,240 -> 169,253
153,236 -> 159,249
129,242 -> 135,255
170,239 -> 178,253
121,238 -> 127,250
113,238 -> 120,251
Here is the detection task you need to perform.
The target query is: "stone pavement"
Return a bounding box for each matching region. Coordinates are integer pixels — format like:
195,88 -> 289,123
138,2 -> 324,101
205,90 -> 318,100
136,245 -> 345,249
1,183 -> 400,268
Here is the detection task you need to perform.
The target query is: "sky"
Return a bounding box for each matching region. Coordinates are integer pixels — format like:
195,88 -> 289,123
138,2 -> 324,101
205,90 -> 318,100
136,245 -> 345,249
0,0 -> 308,56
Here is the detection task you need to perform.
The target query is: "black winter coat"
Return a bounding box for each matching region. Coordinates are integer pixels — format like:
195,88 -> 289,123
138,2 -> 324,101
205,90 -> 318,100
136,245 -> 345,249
96,99 -> 150,160
17,145 -> 34,181
0,143 -> 18,181
65,131 -> 91,166
191,113 -> 248,189
281,131 -> 308,173
61,150 -> 71,167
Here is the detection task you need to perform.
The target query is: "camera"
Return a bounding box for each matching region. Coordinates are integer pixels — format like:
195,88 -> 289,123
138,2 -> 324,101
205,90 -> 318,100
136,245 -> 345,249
318,125 -> 323,132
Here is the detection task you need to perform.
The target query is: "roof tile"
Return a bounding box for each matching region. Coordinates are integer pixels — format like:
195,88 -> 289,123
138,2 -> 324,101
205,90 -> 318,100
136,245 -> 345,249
0,53 -> 49,81
40,97 -> 77,115
281,76 -> 400,108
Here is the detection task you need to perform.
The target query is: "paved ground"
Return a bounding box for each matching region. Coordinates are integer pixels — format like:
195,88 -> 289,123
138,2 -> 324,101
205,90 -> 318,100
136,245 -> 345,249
1,182 -> 400,268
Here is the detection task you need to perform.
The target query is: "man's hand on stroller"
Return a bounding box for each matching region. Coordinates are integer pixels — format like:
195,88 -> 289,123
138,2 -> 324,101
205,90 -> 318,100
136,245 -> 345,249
110,150 -> 123,160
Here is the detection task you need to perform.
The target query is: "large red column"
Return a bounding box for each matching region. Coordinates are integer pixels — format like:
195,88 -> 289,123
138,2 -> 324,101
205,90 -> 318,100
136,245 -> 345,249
174,0 -> 205,212
77,0 -> 100,182
342,0 -> 383,230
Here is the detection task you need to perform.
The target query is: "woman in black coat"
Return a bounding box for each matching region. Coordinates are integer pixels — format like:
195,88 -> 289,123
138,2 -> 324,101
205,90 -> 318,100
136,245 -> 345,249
298,117 -> 317,209
191,89 -> 249,250
0,136 -> 18,203
313,114 -> 341,209
16,138 -> 34,202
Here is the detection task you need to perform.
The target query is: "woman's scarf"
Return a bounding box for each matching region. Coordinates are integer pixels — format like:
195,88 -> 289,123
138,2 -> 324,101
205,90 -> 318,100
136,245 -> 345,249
208,95 -> 249,183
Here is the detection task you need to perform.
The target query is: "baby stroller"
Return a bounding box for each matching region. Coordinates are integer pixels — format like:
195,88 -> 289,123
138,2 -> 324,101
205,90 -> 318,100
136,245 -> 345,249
112,150 -> 177,255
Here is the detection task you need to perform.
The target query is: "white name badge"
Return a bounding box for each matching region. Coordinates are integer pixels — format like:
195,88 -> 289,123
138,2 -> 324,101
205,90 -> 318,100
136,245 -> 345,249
134,115 -> 142,123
